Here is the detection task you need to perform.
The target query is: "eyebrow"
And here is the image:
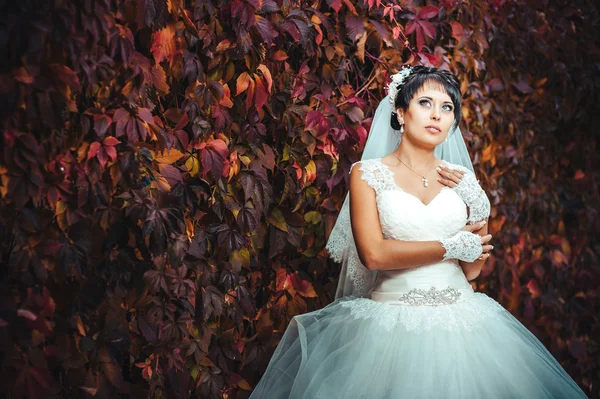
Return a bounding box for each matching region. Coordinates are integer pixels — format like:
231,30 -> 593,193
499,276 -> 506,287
418,96 -> 454,105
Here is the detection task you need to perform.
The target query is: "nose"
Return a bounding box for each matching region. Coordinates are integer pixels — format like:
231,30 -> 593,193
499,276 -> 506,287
431,107 -> 441,121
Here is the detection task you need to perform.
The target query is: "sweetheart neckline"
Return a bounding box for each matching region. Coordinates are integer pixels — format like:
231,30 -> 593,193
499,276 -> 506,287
384,186 -> 453,207
376,158 -> 452,207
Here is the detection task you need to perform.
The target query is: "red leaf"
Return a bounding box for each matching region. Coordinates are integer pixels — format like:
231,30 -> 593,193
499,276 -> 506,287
329,0 -> 342,12
345,106 -> 364,123
417,5 -> 439,19
113,108 -> 131,138
272,50 -> 288,61
87,142 -> 101,160
103,136 -> 120,146
289,273 -> 317,298
97,148 -> 108,167
254,15 -> 278,44
210,139 -> 229,159
137,108 -> 154,124
254,78 -> 268,110
105,146 -> 117,162
257,64 -> 272,92
94,115 -> 111,139
345,15 -> 365,41
151,24 -> 176,64
405,20 -> 417,35
449,21 -> 463,40
356,125 -> 368,147
526,279 -> 540,298
419,20 -> 436,39
48,64 -> 81,91
279,21 -> 300,42
200,139 -> 229,178
158,164 -> 183,186
276,268 -> 291,291
415,24 -> 425,51
245,79 -> 255,111
305,110 -> 323,130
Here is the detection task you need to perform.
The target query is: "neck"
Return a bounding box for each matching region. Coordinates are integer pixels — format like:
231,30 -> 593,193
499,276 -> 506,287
394,140 -> 436,170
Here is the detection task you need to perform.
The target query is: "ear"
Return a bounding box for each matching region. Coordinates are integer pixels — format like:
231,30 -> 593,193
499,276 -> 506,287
396,109 -> 404,123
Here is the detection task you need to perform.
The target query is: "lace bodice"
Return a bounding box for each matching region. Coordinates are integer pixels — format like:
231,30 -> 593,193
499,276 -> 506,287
348,158 -> 474,304
351,158 -> 468,242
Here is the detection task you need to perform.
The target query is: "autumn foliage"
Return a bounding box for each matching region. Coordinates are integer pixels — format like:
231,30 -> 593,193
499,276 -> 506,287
0,0 -> 597,397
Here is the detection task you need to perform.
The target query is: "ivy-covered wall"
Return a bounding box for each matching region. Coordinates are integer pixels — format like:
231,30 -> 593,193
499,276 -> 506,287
0,0 -> 597,397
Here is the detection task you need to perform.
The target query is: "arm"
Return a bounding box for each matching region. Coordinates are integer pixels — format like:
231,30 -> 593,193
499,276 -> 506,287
459,217 -> 490,281
349,165 -> 447,271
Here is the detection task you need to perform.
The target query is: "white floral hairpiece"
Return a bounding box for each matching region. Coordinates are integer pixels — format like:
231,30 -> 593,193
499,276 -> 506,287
387,66 -> 414,107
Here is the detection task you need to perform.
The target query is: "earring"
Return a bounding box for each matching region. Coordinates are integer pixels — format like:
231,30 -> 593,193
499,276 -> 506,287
399,123 -> 404,134
444,135 -> 448,142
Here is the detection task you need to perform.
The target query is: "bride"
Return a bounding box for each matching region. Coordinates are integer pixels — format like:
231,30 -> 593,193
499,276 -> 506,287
249,65 -> 588,398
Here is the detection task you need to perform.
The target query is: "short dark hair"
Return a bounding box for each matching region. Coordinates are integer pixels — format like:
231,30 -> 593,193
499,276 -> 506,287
390,66 -> 462,131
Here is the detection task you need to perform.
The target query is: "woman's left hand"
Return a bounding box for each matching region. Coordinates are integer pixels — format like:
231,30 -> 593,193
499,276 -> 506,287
435,164 -> 491,224
435,164 -> 465,189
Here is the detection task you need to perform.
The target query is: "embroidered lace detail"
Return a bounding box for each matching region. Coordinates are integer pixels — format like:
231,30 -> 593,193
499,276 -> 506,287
325,197 -> 351,264
397,286 -> 462,306
338,293 -> 505,332
326,159 -> 395,296
326,158 -> 480,297
440,231 -> 482,262
441,161 -> 491,223
353,158 -> 397,195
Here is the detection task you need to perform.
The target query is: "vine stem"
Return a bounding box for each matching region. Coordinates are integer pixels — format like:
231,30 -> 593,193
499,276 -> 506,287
336,72 -> 379,108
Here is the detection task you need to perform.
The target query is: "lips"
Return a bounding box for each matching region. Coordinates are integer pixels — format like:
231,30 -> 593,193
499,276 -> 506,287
425,125 -> 441,133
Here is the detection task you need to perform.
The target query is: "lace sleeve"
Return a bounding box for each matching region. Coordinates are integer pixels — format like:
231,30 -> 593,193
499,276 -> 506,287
350,159 -> 391,195
442,161 -> 491,223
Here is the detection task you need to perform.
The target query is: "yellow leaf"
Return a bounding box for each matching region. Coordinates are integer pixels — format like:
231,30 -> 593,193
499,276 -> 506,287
239,155 -> 251,166
267,208 -> 288,232
238,379 -> 252,390
305,160 -> 317,183
236,72 -> 252,96
151,65 -> 170,95
356,32 -> 367,63
185,154 -> 200,176
304,211 -> 322,224
155,148 -> 185,164
151,174 -> 171,192
75,315 -> 86,336
185,219 -> 194,240
56,201 -> 68,215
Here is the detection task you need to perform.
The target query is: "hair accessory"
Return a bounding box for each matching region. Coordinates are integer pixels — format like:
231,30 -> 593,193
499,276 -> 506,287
387,66 -> 414,107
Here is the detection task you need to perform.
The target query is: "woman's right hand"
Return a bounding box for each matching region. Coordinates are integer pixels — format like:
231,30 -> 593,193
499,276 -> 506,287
461,221 -> 493,261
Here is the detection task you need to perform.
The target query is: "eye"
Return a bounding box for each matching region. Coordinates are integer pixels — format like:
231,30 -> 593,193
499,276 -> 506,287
419,100 -> 454,112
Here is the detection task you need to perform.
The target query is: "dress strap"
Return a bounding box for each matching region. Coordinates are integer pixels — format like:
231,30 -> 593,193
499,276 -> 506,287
350,158 -> 396,195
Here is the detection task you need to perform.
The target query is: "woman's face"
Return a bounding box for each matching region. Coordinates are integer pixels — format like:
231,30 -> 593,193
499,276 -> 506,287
397,81 -> 456,148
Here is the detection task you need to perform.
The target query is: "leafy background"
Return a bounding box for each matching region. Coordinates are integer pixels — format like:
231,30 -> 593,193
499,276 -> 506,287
0,0 -> 598,397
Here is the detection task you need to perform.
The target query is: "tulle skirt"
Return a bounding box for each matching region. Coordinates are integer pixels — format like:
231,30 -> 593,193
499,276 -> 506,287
250,293 -> 587,398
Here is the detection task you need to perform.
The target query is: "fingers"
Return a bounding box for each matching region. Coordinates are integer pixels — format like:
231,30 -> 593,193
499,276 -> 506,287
436,165 -> 465,187
477,253 -> 491,261
461,220 -> 486,232
481,244 -> 493,254
480,234 -> 492,244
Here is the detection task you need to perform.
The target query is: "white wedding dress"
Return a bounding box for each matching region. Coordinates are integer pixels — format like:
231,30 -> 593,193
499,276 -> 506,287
250,158 -> 588,399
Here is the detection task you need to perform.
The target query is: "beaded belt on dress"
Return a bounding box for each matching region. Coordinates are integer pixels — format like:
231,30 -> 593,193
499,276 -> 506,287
370,286 -> 474,306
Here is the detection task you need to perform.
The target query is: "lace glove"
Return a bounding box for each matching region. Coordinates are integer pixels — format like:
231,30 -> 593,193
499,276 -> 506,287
446,166 -> 491,223
440,231 -> 483,262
